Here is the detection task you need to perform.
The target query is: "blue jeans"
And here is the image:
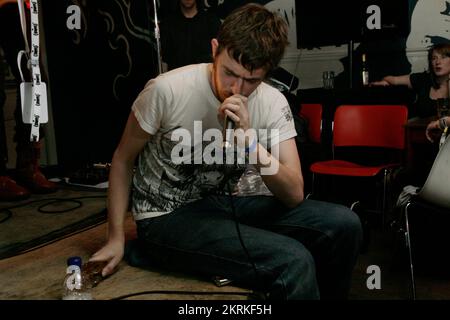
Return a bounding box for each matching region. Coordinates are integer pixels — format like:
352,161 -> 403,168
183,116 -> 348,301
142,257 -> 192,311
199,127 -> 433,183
136,196 -> 362,300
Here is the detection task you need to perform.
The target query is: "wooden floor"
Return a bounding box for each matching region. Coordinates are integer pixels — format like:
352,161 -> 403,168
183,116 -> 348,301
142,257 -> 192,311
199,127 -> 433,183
0,214 -> 251,300
350,224 -> 450,300
2,210 -> 450,300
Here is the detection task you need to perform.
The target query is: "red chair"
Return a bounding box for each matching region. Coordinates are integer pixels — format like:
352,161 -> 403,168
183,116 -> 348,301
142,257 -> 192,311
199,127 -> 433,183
300,103 -> 323,144
310,105 -> 408,226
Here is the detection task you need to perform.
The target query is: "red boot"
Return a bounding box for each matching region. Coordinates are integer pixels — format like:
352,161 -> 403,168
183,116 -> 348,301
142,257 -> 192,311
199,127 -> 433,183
15,141 -> 58,194
0,176 -> 30,201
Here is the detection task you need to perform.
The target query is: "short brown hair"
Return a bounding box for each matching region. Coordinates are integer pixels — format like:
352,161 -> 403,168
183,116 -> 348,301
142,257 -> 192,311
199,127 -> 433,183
215,3 -> 289,74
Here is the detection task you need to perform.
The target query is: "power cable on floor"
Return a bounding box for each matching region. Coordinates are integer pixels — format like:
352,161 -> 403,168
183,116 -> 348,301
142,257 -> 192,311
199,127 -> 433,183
110,289 -> 259,300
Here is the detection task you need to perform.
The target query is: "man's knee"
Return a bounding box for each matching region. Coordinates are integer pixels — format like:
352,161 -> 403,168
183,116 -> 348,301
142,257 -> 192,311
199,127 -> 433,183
328,203 -> 363,248
266,245 -> 319,299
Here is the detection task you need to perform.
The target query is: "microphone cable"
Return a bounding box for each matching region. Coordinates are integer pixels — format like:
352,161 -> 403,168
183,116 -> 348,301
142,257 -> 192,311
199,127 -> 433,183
223,168 -> 261,290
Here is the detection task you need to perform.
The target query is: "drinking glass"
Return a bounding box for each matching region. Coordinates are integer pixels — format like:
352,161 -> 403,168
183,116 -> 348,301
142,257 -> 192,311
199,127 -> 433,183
323,71 -> 335,89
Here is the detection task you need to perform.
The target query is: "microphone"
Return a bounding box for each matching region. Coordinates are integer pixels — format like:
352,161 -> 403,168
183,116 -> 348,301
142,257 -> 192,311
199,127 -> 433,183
222,115 -> 234,149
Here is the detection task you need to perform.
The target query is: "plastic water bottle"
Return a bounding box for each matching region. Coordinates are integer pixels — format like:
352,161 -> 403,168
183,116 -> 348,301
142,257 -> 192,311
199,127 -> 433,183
62,256 -> 93,300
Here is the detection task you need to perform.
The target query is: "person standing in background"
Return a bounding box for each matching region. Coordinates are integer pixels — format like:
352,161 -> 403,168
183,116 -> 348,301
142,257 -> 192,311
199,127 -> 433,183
160,0 -> 221,71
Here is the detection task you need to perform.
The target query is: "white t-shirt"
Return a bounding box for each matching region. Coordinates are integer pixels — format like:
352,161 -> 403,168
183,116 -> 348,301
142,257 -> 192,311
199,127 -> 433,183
131,63 -> 296,220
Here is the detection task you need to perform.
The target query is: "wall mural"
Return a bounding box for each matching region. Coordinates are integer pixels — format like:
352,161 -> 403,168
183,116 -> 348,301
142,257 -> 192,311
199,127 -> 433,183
202,0 -> 450,49
407,0 -> 450,49
199,0 -> 450,71
177,0 -> 447,87
66,0 -> 156,101
96,0 -> 155,100
42,0 -> 159,170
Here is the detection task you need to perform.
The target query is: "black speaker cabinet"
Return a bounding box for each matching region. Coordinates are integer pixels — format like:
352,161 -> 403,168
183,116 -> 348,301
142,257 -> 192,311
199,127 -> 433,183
295,0 -> 410,48
41,0 -> 158,173
360,0 -> 410,41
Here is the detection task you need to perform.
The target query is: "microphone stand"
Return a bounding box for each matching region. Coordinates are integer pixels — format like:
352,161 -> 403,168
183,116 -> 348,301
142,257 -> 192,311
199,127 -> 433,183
152,0 -> 163,75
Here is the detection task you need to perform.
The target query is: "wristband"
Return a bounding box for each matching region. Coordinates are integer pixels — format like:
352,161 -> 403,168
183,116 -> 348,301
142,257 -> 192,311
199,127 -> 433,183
245,137 -> 258,153
439,126 -> 448,148
440,117 -> 448,130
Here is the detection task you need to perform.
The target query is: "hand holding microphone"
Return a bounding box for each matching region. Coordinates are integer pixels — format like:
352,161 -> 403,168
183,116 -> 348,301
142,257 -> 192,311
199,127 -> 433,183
223,115 -> 235,149
218,94 -> 249,148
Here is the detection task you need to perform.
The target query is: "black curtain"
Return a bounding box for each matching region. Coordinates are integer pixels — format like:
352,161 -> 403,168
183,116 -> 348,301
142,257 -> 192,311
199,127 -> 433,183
41,0 -> 158,174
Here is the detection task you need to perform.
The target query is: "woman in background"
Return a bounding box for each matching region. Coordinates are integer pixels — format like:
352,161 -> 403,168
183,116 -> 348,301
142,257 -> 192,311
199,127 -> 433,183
371,43 -> 450,119
372,43 -> 450,187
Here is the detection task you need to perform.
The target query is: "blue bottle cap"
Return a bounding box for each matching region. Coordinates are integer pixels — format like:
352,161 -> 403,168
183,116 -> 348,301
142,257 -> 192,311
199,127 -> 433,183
67,256 -> 82,267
